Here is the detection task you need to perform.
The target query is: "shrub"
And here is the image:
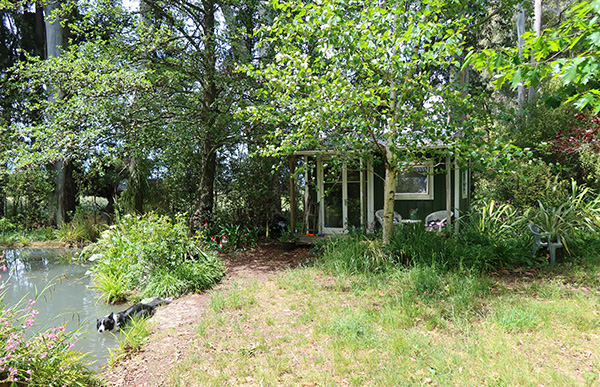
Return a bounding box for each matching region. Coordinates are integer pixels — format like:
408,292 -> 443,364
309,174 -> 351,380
53,205 -> 109,247
87,213 -> 225,302
527,180 -> 600,255
204,223 -> 259,252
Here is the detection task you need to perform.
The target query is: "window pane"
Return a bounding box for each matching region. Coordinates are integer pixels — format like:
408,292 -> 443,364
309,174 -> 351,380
396,169 -> 428,194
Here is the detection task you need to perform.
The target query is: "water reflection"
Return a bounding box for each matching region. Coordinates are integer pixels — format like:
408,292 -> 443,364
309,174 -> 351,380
1,249 -> 119,369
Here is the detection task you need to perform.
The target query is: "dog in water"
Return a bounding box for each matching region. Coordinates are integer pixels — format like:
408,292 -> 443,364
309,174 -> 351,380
97,298 -> 169,333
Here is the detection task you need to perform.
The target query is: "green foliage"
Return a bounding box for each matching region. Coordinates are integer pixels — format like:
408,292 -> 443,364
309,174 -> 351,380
467,0 -> 600,113
527,180 -> 600,255
92,270 -> 128,304
388,224 -> 527,273
204,222 -> 259,252
474,153 -> 567,209
579,144 -> 600,188
470,199 -> 527,240
215,155 -> 286,231
248,0 -> 486,160
1,168 -> 54,228
87,213 -> 225,302
108,315 -> 153,367
54,206 -> 106,247
317,232 -> 391,275
0,223 -> 54,247
318,202 -> 535,275
0,271 -> 103,386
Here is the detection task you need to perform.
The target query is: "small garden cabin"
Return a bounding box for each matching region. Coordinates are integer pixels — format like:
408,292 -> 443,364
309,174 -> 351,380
288,151 -> 471,243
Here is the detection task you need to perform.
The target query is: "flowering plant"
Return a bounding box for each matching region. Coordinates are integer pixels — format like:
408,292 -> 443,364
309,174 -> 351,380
0,255 -> 102,386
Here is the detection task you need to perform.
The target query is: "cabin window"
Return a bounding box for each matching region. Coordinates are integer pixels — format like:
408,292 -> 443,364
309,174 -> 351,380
395,163 -> 434,200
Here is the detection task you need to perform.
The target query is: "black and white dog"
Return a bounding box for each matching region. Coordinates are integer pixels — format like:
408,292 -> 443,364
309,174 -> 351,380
96,298 -> 169,333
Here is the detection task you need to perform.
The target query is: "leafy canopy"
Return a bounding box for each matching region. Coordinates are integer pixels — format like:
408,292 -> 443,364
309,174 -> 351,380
246,0 -> 484,168
466,0 -> 600,113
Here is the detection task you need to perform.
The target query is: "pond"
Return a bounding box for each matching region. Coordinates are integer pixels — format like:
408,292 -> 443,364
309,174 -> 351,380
1,248 -> 121,370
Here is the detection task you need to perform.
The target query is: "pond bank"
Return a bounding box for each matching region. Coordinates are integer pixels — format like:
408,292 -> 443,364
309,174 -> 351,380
102,244 -> 312,386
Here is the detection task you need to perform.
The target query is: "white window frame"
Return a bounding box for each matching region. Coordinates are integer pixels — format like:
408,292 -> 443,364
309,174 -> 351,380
394,161 -> 434,200
461,169 -> 470,199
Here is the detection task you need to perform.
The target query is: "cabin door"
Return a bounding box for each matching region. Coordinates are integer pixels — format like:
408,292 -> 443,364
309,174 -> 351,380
318,159 -> 362,234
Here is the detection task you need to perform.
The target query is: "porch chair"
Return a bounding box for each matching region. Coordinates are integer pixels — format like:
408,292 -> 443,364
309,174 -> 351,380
425,210 -> 453,232
528,223 -> 563,265
375,209 -> 402,227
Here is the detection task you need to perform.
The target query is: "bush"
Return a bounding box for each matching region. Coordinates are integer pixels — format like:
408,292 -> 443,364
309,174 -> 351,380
204,222 -> 259,252
527,180 -> 600,255
86,213 -> 225,302
317,187 -> 600,276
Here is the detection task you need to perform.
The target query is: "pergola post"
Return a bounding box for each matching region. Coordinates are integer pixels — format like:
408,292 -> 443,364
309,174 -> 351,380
445,154 -> 452,229
289,156 -> 296,234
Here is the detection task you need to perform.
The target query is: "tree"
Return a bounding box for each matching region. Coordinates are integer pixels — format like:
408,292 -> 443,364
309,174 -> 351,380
11,0 -> 268,227
246,0 -> 485,243
467,0 -> 600,113
45,0 -> 79,226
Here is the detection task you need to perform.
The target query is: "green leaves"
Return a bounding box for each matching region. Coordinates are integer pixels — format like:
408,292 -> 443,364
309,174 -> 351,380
249,0 -> 477,167
466,0 -> 600,113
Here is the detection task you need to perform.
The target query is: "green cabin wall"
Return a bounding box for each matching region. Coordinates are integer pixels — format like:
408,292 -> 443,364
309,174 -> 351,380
372,160 -> 470,222
298,154 -> 470,234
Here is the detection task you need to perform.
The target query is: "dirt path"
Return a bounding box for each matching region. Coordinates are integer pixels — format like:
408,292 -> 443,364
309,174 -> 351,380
102,243 -> 313,387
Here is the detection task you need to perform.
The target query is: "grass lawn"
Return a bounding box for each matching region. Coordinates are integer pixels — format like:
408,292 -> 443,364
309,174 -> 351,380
164,263 -> 600,387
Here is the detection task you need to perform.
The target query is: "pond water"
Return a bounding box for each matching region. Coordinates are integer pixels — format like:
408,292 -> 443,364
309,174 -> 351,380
0,248 -> 121,370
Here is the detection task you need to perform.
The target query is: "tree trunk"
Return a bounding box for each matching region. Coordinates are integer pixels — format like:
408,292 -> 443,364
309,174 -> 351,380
45,0 -> 78,226
516,3 -> 527,111
190,0 -> 219,234
53,160 -> 76,225
382,164 -> 397,245
382,147 -> 397,245
528,0 -> 542,104
190,141 -> 217,233
128,157 -> 145,214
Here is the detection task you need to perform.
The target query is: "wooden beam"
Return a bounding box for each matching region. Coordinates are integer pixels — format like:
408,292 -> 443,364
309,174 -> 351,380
289,156 -> 296,234
454,156 -> 460,234
446,154 -> 452,229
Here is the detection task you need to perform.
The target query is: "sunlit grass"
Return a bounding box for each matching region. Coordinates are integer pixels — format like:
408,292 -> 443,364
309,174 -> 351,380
168,266 -> 600,387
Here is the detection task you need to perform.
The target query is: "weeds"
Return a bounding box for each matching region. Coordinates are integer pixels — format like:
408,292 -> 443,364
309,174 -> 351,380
317,231 -> 391,274
107,316 -> 153,367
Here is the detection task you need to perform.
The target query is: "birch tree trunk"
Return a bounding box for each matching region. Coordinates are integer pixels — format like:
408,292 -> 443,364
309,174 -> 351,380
516,3 -> 527,111
382,149 -> 397,245
528,0 -> 543,104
